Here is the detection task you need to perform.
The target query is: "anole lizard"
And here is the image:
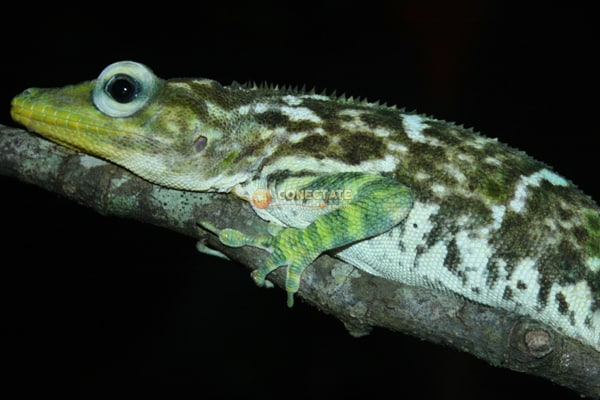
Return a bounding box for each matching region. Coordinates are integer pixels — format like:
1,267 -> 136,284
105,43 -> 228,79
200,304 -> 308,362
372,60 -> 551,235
10,61 -> 600,352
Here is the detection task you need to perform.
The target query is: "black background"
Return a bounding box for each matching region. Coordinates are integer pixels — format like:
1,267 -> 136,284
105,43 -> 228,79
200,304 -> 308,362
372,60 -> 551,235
1,1 -> 597,399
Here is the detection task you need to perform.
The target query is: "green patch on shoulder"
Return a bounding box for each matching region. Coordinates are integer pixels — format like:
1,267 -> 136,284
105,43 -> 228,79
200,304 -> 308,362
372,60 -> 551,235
464,159 -> 515,203
584,210 -> 600,258
220,149 -> 239,169
477,165 -> 523,203
482,176 -> 508,202
585,210 -> 600,233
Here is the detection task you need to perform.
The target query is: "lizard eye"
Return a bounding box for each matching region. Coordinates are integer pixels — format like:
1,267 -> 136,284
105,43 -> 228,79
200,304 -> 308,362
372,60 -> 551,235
106,74 -> 139,104
93,61 -> 159,118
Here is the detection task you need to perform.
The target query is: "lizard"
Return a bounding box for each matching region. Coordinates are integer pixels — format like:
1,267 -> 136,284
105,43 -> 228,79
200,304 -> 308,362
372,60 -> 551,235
10,60 -> 600,352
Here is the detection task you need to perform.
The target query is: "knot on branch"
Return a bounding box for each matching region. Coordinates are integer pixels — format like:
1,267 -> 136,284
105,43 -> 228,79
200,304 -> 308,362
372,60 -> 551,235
524,329 -> 553,358
506,319 -> 555,368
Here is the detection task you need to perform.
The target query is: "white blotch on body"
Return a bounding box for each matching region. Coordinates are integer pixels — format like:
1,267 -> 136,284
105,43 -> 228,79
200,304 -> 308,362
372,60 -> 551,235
444,163 -> 467,183
253,103 -> 270,113
282,95 -> 303,106
490,205 -> 506,230
507,258 -> 541,309
387,142 -> 408,153
235,104 -> 252,115
280,106 -> 322,123
414,171 -> 430,181
510,169 -> 569,212
431,184 -> 447,196
402,114 -> 428,142
455,230 -> 493,279
484,156 -> 502,166
587,257 -> 600,273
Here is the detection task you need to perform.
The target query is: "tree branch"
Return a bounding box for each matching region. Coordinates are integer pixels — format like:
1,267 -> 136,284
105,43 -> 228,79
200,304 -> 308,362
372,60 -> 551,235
1,124 -> 598,398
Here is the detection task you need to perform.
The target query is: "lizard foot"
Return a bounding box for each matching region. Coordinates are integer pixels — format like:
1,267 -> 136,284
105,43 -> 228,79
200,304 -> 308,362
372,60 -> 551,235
199,221 -> 318,307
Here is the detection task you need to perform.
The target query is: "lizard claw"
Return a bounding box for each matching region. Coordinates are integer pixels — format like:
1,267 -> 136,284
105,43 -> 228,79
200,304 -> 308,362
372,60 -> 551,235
198,221 -> 220,235
251,269 -> 274,288
199,221 -> 269,248
287,292 -> 295,308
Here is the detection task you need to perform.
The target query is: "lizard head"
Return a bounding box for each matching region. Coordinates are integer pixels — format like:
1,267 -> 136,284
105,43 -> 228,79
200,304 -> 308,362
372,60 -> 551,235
11,61 -> 259,192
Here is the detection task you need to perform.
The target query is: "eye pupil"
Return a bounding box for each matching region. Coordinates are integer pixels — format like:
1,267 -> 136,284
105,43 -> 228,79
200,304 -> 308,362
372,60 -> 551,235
106,74 -> 139,103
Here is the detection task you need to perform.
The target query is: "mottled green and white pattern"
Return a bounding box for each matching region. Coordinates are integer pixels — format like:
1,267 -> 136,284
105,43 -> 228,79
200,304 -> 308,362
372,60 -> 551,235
11,61 -> 600,351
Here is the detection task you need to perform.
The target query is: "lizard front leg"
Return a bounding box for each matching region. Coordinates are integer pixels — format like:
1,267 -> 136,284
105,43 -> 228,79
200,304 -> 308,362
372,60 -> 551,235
200,172 -> 413,306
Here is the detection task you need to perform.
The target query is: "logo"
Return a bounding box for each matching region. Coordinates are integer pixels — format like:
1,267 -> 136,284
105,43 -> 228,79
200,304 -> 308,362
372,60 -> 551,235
250,188 -> 353,210
251,188 -> 273,209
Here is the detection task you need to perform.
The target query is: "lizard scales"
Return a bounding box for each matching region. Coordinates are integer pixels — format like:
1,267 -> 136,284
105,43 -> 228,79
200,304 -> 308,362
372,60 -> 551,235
10,61 -> 600,351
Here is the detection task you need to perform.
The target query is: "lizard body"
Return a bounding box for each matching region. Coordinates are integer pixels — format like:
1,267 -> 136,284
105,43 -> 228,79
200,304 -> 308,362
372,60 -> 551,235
10,61 -> 600,351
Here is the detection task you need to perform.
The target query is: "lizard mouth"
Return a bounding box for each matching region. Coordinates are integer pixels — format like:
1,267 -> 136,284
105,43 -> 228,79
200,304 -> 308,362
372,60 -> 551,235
11,92 -> 125,154
11,99 -> 86,151
12,94 -> 95,131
